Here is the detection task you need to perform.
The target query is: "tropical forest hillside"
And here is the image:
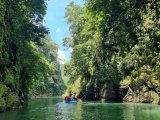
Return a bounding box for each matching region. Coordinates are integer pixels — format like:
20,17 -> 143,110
63,0 -> 160,104
0,0 -> 66,112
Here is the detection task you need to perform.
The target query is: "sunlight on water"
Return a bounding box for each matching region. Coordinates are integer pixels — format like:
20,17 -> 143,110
0,97 -> 160,120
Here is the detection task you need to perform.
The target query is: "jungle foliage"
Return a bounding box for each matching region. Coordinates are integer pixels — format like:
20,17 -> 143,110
63,0 -> 160,95
0,0 -> 66,97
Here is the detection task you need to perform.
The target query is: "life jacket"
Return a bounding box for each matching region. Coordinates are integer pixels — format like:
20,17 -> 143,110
67,97 -> 71,101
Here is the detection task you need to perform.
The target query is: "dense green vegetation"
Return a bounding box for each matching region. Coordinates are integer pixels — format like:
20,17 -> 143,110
1,0 -> 160,105
0,0 -> 66,100
63,0 -> 160,99
31,35 -> 67,96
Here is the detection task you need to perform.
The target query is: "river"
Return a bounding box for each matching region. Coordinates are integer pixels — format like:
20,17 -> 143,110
0,97 -> 160,120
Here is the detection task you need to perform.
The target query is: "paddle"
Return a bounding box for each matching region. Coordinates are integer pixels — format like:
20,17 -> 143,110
63,98 -> 82,103
78,99 -> 82,102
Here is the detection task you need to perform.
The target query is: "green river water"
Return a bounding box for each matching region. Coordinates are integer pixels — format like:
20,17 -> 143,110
0,97 -> 160,120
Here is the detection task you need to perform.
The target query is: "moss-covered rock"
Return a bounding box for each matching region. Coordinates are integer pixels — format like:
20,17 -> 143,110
0,96 -> 6,112
0,84 -> 23,111
119,65 -> 160,104
0,84 -> 8,97
122,85 -> 160,104
5,94 -> 20,108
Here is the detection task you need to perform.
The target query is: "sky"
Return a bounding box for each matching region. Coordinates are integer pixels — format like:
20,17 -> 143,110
44,0 -> 85,64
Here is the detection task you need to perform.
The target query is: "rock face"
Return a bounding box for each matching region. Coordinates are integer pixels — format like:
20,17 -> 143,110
78,83 -> 120,101
78,84 -> 96,100
0,84 -> 22,112
78,80 -> 160,104
120,65 -> 160,104
121,85 -> 160,104
79,65 -> 160,104
100,74 -> 160,104
100,86 -> 118,101
97,85 -> 127,102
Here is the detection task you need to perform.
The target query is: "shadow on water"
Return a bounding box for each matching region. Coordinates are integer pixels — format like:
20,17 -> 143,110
0,97 -> 160,120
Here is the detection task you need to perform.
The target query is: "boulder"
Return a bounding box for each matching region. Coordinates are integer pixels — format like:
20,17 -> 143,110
0,84 -> 8,97
0,96 -> 6,112
5,94 -> 21,109
122,84 -> 159,104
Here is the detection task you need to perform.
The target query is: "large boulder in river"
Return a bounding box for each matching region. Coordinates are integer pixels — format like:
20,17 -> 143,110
0,84 -> 22,111
0,84 -> 8,112
120,65 -> 160,104
122,86 -> 159,104
5,94 -> 21,109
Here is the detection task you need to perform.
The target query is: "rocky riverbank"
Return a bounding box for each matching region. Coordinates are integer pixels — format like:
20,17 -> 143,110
0,84 -> 23,112
78,76 -> 160,105
0,84 -> 55,113
29,93 -> 53,99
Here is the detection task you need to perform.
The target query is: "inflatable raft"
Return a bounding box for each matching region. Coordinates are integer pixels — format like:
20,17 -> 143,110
63,99 -> 81,103
64,100 -> 78,103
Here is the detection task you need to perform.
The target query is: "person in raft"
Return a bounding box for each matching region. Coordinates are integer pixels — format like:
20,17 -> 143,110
67,96 -> 71,101
75,96 -> 78,100
65,96 -> 68,100
73,95 -> 76,100
65,95 -> 71,101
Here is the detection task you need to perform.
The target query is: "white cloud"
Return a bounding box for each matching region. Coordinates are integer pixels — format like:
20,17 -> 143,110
69,48 -> 73,52
57,50 -> 67,64
56,28 -> 61,33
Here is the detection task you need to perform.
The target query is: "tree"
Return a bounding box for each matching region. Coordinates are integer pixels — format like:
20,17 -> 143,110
63,0 -> 160,100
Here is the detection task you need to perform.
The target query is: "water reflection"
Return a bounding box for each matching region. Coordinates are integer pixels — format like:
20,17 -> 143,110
53,102 -> 83,119
122,103 -> 160,120
123,104 -> 135,120
0,97 -> 160,120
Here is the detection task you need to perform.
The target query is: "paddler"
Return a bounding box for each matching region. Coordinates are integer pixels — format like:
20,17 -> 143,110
75,95 -> 78,100
67,95 -> 71,101
73,95 -> 76,100
65,95 -> 68,100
